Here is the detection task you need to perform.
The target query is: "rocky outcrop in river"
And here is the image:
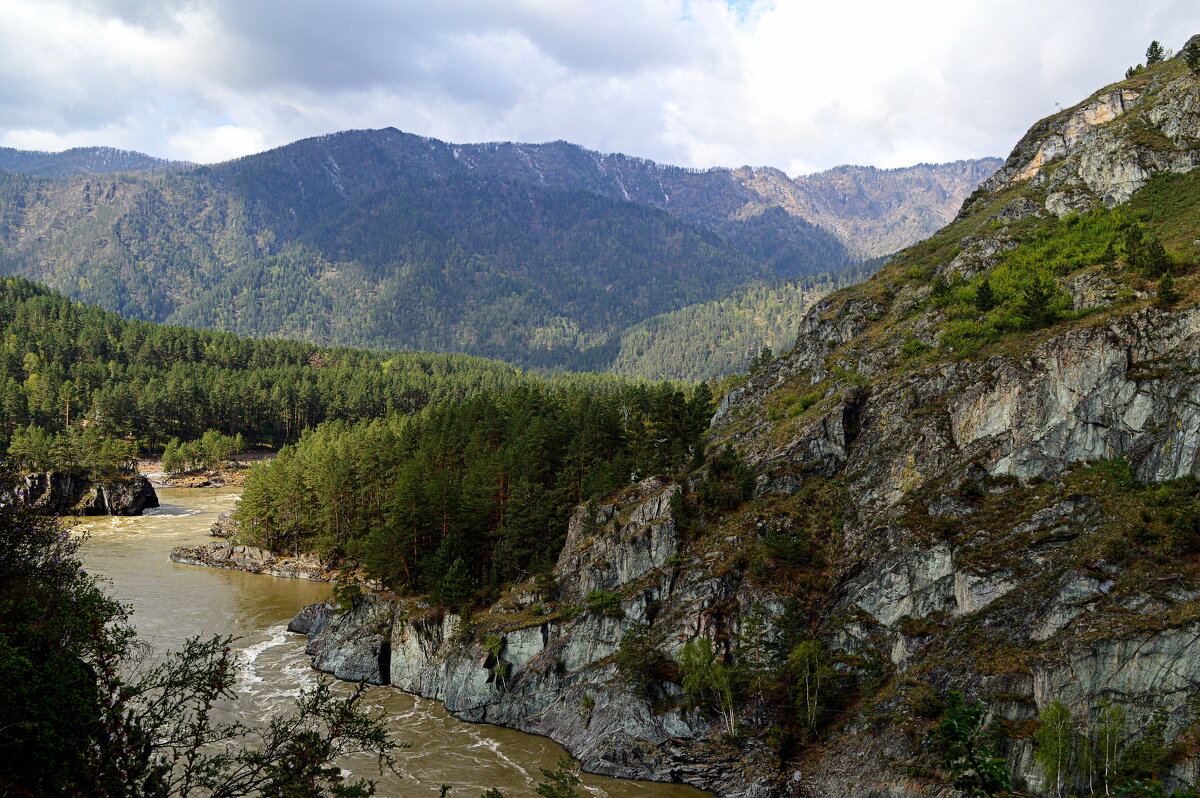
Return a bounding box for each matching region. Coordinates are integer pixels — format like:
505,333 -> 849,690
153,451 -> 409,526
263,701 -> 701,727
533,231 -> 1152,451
171,542 -> 333,581
18,471 -> 158,516
209,511 -> 238,537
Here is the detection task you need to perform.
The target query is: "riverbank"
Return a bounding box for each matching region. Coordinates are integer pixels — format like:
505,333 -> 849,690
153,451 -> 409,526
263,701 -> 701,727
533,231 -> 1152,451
93,486 -> 707,798
21,470 -> 158,516
140,448 -> 275,488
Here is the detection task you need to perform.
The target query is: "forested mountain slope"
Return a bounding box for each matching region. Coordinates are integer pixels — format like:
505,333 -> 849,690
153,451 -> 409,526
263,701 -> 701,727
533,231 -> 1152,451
0,146 -> 182,177
0,275 -> 587,449
0,132 -> 995,373
251,37 -> 1200,798
610,256 -> 887,381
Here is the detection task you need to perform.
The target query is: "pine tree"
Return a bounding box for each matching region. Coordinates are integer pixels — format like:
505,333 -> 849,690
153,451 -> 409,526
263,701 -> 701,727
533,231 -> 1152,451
1157,274 -> 1181,306
1126,226 -> 1173,277
1146,40 -> 1165,65
974,279 -> 997,312
1186,39 -> 1200,74
434,557 -> 473,611
931,274 -> 951,302
1018,275 -> 1058,328
535,758 -> 582,798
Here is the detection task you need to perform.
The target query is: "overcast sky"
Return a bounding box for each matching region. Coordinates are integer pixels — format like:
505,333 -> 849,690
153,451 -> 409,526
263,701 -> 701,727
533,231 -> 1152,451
3,0 -> 1198,175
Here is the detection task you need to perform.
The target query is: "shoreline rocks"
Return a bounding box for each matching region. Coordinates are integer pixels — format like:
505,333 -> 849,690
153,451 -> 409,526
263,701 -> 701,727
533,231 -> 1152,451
209,511 -> 238,537
287,476 -> 777,798
170,542 -> 333,582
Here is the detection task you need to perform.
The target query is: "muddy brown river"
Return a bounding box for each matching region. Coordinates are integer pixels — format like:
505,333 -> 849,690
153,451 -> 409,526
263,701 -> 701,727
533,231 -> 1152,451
79,486 -> 708,798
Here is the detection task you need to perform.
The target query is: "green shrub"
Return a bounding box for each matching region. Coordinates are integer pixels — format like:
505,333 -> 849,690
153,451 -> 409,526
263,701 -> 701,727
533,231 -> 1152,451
900,336 -> 932,359
698,444 -> 755,512
923,691 -> 1013,797
584,590 -> 623,617
940,320 -> 990,356
907,679 -> 944,719
614,623 -> 663,698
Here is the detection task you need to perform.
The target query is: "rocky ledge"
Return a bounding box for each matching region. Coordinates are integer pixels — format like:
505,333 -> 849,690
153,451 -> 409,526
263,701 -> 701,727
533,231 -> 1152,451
170,542 -> 332,582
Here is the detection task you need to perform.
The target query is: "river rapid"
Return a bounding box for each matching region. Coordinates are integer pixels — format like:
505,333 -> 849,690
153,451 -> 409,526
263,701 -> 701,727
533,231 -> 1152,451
79,487 -> 708,798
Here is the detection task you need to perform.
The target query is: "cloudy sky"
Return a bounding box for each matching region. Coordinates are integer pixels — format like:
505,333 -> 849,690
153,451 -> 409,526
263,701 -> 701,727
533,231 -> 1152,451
3,0 -> 1199,175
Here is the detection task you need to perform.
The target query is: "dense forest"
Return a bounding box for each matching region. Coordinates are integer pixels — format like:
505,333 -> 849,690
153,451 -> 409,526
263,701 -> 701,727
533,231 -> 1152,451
0,138 -> 829,371
236,382 -> 714,597
0,276 -> 565,451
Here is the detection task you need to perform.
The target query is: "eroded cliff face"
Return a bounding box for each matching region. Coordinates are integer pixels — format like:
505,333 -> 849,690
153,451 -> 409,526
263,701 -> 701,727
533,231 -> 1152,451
694,43 -> 1200,798
18,472 -> 158,516
965,35 -> 1200,220
295,476 -> 784,796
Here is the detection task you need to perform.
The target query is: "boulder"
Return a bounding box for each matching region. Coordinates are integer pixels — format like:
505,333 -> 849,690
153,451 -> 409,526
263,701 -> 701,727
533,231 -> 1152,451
209,511 -> 239,537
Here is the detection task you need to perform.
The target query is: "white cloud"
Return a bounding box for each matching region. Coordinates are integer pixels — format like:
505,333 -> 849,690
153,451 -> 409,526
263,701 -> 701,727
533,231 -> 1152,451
164,124 -> 265,164
2,0 -> 1199,171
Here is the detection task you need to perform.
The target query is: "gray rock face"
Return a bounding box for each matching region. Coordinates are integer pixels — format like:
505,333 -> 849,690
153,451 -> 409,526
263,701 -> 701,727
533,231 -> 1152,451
965,86 -> 1143,216
726,305 -> 1200,509
941,232 -> 1019,279
293,476 -> 781,797
962,60 -> 1200,220
698,49 -> 1200,796
300,597 -> 392,684
209,511 -> 238,537
16,472 -> 158,515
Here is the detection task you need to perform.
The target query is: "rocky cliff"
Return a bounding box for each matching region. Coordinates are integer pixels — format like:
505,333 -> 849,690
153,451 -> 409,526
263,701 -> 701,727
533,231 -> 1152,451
293,476 -> 783,796
18,471 -> 158,516
295,40 -> 1200,798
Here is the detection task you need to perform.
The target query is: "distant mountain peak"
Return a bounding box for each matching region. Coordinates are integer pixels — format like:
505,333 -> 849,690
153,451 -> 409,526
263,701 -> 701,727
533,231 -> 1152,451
0,145 -> 184,177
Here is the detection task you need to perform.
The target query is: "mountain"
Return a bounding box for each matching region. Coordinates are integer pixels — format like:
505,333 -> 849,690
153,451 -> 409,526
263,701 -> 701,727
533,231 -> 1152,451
0,131 -> 995,372
274,37 -> 1200,797
701,39 -> 1200,795
0,146 -> 183,177
792,160 -> 1003,257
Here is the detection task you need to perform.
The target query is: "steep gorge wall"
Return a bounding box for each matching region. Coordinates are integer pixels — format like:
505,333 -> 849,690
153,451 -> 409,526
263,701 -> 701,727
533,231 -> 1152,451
293,476 -> 784,796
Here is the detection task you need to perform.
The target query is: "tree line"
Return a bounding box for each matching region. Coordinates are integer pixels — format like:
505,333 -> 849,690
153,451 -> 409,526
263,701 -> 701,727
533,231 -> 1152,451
235,382 -> 714,598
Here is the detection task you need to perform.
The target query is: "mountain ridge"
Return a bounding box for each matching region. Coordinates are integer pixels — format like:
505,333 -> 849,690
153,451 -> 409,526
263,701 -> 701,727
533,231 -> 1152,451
0,130 -> 996,374
0,145 -> 184,177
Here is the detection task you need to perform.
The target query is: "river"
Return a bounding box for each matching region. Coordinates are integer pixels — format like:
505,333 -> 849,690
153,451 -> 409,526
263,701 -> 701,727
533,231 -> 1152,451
79,486 -> 708,798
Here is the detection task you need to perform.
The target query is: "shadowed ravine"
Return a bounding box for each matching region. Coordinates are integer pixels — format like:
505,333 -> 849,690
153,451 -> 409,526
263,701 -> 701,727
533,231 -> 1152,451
79,486 -> 706,798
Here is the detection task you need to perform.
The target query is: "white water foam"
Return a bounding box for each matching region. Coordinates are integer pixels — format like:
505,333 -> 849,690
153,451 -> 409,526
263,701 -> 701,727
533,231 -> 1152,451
237,624 -> 292,690
467,735 -> 536,785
